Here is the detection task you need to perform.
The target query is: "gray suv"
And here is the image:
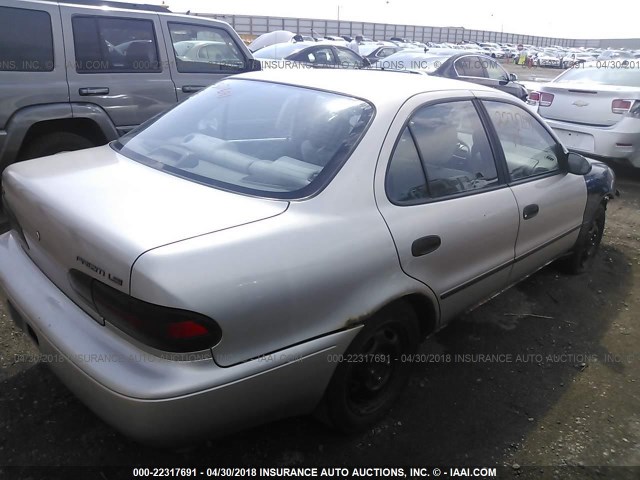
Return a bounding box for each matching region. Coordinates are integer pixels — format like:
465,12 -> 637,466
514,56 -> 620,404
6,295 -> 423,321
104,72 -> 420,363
0,0 -> 259,171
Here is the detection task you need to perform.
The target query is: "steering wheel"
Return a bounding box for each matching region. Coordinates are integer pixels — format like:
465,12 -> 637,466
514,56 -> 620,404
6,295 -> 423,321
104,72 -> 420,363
455,140 -> 470,156
448,139 -> 471,171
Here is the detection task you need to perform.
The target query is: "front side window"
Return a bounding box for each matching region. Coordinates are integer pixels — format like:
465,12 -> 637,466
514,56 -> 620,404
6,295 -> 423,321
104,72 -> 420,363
454,56 -> 485,77
386,100 -> 499,202
483,101 -> 560,181
335,47 -> 365,68
485,59 -> 509,81
115,79 -> 374,199
169,23 -> 247,73
292,47 -> 335,66
0,7 -> 53,72
72,16 -> 160,73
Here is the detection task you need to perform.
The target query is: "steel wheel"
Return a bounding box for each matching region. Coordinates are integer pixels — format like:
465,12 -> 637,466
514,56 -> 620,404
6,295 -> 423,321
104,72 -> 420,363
561,204 -> 606,274
322,301 -> 419,432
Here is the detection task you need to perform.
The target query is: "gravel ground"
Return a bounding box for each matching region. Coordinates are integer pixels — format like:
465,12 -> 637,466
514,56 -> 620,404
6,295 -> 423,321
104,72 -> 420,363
0,167 -> 639,479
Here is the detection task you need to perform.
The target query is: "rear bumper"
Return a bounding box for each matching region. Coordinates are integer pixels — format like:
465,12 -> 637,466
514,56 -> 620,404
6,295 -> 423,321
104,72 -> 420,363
0,231 -> 359,445
545,117 -> 640,168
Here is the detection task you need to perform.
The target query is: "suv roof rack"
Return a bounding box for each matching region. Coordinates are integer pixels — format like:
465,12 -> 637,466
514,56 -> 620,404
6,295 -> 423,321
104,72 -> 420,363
59,0 -> 171,12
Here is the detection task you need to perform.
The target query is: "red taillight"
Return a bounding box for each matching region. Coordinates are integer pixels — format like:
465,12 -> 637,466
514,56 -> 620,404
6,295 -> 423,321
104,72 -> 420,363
527,91 -> 540,103
167,321 -> 209,339
527,91 -> 553,107
70,269 -> 222,352
539,92 -> 554,107
612,99 -> 633,114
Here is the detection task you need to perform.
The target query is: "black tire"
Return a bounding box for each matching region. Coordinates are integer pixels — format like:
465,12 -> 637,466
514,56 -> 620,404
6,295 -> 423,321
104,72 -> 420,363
322,301 -> 419,432
562,204 -> 606,274
20,132 -> 94,161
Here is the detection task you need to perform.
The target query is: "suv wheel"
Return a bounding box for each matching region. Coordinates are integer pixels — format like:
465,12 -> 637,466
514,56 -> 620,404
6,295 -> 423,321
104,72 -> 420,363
20,132 -> 94,161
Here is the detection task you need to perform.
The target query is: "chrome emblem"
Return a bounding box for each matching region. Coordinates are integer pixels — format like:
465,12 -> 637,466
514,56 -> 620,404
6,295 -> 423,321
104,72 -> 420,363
572,100 -> 589,107
36,231 -> 40,241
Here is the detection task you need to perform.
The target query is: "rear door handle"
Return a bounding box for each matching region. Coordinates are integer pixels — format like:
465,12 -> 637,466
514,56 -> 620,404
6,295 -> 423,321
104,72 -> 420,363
79,87 -> 109,96
181,85 -> 205,94
411,235 -> 441,257
523,204 -> 539,220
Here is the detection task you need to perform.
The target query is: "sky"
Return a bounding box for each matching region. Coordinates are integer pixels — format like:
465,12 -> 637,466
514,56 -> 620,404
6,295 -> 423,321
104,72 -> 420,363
143,0 -> 638,39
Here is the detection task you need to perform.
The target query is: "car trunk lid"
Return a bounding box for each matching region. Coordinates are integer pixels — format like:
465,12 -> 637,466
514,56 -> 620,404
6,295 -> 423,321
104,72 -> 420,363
2,146 -> 288,316
538,82 -> 639,127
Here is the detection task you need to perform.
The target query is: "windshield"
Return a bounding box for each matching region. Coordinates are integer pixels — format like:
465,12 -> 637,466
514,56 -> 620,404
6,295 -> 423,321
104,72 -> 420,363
554,65 -> 640,87
114,79 -> 374,199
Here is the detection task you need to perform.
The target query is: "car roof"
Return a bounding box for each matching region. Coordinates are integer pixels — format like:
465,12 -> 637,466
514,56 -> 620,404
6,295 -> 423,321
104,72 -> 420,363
233,69 -> 500,105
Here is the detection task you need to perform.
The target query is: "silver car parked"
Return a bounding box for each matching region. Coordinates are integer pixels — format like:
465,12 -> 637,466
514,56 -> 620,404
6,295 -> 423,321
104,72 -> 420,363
0,70 -> 616,445
529,63 -> 640,168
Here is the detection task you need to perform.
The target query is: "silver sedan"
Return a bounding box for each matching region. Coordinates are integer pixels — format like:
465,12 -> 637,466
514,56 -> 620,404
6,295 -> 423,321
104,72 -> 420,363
529,63 -> 640,168
0,69 -> 616,445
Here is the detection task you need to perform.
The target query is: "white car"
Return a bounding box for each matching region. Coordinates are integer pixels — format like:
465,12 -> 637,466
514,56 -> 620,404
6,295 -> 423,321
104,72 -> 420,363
535,50 -> 562,68
528,63 -> 640,167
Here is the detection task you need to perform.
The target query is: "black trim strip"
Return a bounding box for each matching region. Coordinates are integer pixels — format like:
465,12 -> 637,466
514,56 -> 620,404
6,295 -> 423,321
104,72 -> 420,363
514,224 -> 582,263
440,224 -> 582,300
441,258 -> 513,300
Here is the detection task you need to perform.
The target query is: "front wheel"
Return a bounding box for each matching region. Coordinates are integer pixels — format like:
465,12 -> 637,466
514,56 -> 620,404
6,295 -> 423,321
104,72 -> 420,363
322,302 -> 419,432
561,204 -> 606,274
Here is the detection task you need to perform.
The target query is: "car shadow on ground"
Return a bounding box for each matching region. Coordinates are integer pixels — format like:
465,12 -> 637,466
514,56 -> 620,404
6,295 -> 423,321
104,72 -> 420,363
0,243 -> 632,469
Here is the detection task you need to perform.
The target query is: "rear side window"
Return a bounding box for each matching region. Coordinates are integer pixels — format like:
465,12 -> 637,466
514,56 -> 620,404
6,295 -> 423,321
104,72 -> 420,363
386,100 -> 499,203
169,23 -> 247,73
72,16 -> 160,73
0,7 -> 53,72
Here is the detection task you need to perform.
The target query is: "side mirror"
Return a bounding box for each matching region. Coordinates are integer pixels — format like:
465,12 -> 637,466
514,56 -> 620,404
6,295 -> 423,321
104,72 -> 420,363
247,58 -> 262,71
567,152 -> 592,175
509,72 -> 518,81
362,57 -> 372,68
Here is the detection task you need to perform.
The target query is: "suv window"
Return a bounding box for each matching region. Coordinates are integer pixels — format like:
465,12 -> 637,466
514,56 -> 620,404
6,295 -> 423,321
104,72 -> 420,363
387,100 -> 499,203
0,7 -> 53,72
483,101 -> 560,181
72,16 -> 160,73
169,23 -> 246,73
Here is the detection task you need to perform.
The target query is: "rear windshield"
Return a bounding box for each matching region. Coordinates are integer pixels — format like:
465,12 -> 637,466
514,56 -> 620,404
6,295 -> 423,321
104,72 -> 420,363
114,79 -> 374,199
253,43 -> 306,59
554,66 -> 640,87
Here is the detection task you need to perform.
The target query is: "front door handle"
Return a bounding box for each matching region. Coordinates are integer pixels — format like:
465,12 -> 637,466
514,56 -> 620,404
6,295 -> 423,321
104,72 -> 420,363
181,85 -> 205,94
79,87 -> 109,96
523,204 -> 539,220
411,235 -> 441,257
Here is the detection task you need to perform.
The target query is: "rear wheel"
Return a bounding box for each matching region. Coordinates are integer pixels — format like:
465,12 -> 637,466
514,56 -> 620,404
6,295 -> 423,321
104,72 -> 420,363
20,132 -> 94,161
561,204 -> 606,274
322,302 -> 419,432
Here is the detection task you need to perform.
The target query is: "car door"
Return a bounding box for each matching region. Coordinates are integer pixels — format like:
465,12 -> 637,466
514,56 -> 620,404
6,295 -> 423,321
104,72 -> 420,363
61,5 -> 177,134
454,55 -> 519,97
375,92 -> 521,323
161,18 -> 255,102
478,97 -> 587,283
